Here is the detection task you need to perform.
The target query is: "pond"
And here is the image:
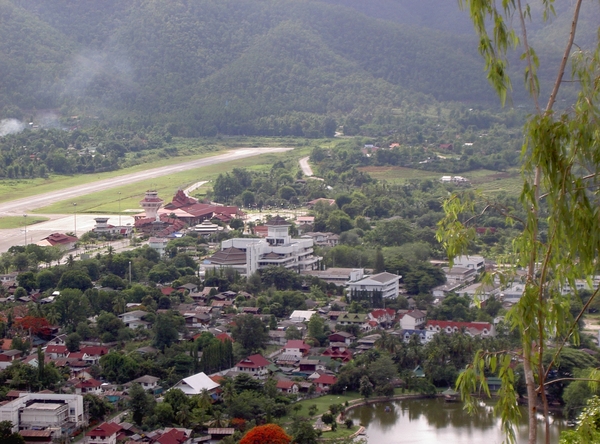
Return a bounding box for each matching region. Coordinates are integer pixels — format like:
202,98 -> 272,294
347,397 -> 567,444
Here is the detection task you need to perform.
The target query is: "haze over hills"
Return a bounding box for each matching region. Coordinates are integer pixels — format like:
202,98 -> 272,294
1,0 -> 595,136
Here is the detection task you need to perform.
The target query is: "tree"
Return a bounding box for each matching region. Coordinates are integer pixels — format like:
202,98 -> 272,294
240,424 -> 291,444
290,417 -> 320,444
129,382 -> 153,425
53,289 -> 90,330
359,375 -> 373,399
0,421 -> 24,444
231,314 -> 268,354
438,1 -> 600,443
153,312 -> 184,351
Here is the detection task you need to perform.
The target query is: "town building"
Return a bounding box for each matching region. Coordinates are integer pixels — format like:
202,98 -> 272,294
203,216 -> 320,276
36,233 -> 78,250
0,393 -> 85,438
347,272 -> 401,300
170,371 -> 220,396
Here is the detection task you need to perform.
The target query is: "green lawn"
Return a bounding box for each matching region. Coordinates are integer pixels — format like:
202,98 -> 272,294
359,165 -> 524,195
0,215 -> 50,229
279,392 -> 362,425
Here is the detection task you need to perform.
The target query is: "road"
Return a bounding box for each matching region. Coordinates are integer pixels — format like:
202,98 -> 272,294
299,156 -> 314,177
0,147 -> 292,252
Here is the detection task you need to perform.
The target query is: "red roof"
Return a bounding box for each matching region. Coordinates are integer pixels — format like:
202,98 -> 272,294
276,379 -> 296,390
161,287 -> 175,296
370,308 -> 395,319
76,378 -> 102,388
42,232 -> 78,246
86,422 -> 122,437
156,428 -> 187,444
45,345 -> 68,354
236,354 -> 270,368
216,332 -> 233,343
67,352 -> 85,359
426,320 -> 492,332
314,374 -> 337,385
284,340 -> 311,352
80,346 -> 108,356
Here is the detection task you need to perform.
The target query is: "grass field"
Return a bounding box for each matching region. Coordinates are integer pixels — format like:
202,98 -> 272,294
0,215 -> 50,229
359,165 -> 524,195
33,151 -> 300,214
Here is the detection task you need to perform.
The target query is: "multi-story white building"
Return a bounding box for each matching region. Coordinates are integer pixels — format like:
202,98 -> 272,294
203,216 -> 320,276
347,272 -> 401,300
0,393 -> 85,438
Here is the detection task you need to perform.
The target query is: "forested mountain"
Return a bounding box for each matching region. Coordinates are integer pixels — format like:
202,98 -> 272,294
1,0 -> 593,136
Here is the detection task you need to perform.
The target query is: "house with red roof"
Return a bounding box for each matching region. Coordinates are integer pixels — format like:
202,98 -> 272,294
276,379 -> 299,394
425,320 -> 495,341
216,332 -> 234,343
283,340 -> 311,358
235,354 -> 271,379
155,428 -> 190,444
45,344 -> 69,359
74,378 -> 102,395
313,374 -> 337,391
369,308 -> 396,328
86,422 -> 122,444
80,346 -> 109,365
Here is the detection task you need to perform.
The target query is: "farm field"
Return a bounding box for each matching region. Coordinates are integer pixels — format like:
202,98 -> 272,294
359,166 -> 523,195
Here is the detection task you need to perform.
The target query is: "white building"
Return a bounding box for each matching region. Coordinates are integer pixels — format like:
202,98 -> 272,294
0,393 -> 85,437
170,371 -> 220,396
347,272 -> 401,300
203,216 -> 320,276
452,255 -> 485,271
399,309 -> 427,330
149,237 -> 169,257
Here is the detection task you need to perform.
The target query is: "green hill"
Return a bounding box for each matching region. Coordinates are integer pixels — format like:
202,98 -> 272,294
2,0 -> 593,136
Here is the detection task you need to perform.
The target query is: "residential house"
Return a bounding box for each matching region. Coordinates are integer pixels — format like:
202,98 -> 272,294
301,232 -> 339,247
119,310 -> 150,329
443,267 -> 477,285
75,378 -> 102,395
130,375 -> 161,393
289,310 -> 316,322
399,309 -> 427,330
328,331 -> 355,346
313,374 -> 337,392
282,340 -> 311,359
0,350 -> 22,370
45,344 -> 69,359
426,320 -> 495,340
86,422 -> 122,444
276,379 -> 299,394
170,372 -> 220,397
235,354 -> 271,379
80,346 -> 109,365
337,313 -> 369,329
369,308 -> 396,328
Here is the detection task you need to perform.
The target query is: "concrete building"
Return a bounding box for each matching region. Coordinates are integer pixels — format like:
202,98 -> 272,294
203,216 -> 320,276
347,272 -> 401,300
0,393 -> 85,438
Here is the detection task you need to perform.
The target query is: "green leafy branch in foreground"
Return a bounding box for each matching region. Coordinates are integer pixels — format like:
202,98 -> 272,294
439,1 -> 600,444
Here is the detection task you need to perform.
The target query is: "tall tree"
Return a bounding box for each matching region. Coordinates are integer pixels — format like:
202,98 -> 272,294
438,1 -> 600,443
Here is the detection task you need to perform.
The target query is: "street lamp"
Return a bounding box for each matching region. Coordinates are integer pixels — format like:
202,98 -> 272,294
73,203 -> 77,237
23,214 -> 27,246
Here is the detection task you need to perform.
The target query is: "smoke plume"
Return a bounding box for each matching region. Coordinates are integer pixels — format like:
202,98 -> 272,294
0,119 -> 25,137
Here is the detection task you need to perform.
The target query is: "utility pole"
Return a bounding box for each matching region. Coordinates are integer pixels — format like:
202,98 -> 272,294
118,191 -> 122,227
73,202 -> 77,236
23,214 -> 27,246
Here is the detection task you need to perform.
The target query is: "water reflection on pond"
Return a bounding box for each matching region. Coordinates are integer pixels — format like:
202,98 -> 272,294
347,398 -> 566,444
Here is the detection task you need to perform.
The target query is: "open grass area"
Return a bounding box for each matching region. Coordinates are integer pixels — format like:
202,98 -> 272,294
33,151 -> 296,214
0,136 -> 314,207
279,392 -> 362,425
0,215 -> 50,229
359,165 -> 524,195
0,149 -> 224,205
